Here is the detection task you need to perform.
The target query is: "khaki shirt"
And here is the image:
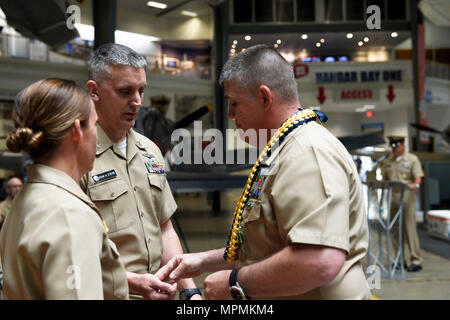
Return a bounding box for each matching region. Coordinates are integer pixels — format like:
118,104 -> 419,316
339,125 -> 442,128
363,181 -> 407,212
80,126 -> 177,274
381,152 -> 424,184
237,121 -> 370,300
0,164 -> 128,300
0,197 -> 12,229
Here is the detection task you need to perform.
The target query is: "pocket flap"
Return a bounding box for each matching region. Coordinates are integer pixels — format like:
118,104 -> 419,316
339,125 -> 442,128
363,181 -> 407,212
147,173 -> 166,190
243,199 -> 261,224
89,179 -> 128,201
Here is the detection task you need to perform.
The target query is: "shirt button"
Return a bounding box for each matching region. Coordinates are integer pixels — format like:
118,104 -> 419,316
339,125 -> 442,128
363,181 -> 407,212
110,192 -> 115,197
134,186 -> 138,192
140,212 -> 144,218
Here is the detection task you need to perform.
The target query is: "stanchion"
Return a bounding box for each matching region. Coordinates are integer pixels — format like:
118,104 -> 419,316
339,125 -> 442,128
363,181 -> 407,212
365,181 -> 407,279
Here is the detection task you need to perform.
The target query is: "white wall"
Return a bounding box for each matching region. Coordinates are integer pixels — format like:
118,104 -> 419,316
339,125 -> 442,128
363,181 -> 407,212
394,18 -> 450,50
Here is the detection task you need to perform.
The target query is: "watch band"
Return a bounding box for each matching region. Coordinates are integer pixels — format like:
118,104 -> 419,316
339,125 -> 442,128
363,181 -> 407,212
229,268 -> 251,300
179,288 -> 202,300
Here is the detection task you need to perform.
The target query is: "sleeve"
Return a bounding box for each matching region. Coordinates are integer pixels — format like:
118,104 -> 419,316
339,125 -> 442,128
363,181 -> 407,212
270,145 -> 350,253
159,178 -> 177,224
147,142 -> 177,224
411,156 -> 424,179
31,206 -> 105,299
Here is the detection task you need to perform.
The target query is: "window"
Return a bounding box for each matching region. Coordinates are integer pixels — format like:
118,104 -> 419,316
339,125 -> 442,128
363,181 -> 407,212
276,0 -> 294,22
387,0 -> 406,20
256,0 -> 273,22
324,0 -> 343,21
346,0 -> 364,21
366,0 -> 385,20
297,0 -> 315,22
233,0 -> 252,23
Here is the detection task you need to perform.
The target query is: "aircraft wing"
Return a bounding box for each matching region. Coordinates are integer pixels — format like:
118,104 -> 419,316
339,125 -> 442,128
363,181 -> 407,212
337,130 -> 386,151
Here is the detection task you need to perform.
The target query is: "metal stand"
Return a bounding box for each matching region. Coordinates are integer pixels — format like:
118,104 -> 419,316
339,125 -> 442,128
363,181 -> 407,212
365,181 -> 407,279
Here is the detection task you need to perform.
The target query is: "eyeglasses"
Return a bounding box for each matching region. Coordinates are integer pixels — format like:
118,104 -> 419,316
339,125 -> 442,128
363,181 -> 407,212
7,184 -> 22,188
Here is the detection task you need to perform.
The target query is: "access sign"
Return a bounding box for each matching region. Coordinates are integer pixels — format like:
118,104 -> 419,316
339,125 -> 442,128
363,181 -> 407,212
294,63 -> 309,78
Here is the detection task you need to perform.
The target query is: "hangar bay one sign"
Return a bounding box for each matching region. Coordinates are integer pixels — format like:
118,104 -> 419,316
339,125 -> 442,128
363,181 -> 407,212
315,70 -> 403,83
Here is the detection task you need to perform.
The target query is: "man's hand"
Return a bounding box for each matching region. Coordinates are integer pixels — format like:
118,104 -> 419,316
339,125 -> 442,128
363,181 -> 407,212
157,253 -> 206,282
127,271 -> 177,300
203,270 -> 232,300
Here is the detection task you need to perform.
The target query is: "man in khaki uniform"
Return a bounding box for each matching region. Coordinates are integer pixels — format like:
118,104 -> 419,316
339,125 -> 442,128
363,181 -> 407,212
0,175 -> 23,230
82,43 -> 200,300
381,136 -> 424,272
159,45 -> 370,300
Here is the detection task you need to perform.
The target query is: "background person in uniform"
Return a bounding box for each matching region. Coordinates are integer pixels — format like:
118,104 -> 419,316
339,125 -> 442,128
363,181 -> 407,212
381,136 -> 424,272
0,78 -> 128,299
82,43 -> 200,300
0,174 -> 23,230
158,44 -> 370,300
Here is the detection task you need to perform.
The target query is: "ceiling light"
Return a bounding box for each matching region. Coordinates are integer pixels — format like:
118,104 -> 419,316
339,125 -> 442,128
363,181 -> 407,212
358,41 -> 363,46
230,48 -> 236,53
245,35 -> 251,41
146,1 -> 167,9
232,44 -> 236,48
233,40 -> 238,45
320,38 -> 325,43
241,48 -> 246,51
364,37 -> 369,42
316,42 -> 321,47
181,10 -> 198,17
274,44 -> 279,48
301,34 -> 308,40
277,39 -> 282,44
346,33 -> 353,39
391,32 -> 398,38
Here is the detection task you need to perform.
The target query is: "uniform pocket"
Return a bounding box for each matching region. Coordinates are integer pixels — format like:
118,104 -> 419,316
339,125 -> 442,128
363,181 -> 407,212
88,179 -> 131,232
147,173 -> 166,191
243,199 -> 262,224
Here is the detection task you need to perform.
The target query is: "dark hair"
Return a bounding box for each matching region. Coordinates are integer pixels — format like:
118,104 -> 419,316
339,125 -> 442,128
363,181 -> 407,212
6,78 -> 91,160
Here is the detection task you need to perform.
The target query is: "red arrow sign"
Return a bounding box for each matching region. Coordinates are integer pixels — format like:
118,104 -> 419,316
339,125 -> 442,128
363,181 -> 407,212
317,87 -> 326,104
386,84 -> 396,103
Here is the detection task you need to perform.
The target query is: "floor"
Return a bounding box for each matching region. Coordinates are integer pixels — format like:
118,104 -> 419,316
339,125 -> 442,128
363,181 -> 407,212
173,191 -> 450,300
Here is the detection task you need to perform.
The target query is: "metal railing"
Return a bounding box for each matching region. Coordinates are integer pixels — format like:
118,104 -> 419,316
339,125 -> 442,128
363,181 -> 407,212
0,33 -> 212,80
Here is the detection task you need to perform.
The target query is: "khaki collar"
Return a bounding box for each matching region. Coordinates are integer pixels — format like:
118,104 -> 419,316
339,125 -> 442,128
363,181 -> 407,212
27,164 -> 98,212
96,125 -> 146,161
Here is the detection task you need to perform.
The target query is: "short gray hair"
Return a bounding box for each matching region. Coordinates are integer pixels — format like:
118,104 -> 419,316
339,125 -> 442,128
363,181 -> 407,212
88,43 -> 147,81
219,44 -> 298,103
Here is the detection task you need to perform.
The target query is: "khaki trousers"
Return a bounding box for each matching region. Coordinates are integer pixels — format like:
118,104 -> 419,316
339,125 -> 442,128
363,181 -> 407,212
390,189 -> 423,266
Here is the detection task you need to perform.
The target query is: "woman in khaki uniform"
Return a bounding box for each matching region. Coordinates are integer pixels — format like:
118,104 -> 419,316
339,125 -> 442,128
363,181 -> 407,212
0,78 -> 128,299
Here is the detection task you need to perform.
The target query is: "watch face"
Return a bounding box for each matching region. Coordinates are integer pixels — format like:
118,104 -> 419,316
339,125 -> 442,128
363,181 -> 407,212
179,291 -> 187,300
230,286 -> 245,300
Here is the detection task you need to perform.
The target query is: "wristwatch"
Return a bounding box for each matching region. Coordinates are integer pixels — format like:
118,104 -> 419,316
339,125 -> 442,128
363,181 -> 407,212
229,268 -> 251,300
179,288 -> 202,300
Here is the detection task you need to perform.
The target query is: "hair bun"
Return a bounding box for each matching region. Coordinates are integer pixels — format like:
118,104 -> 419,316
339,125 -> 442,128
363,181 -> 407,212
6,127 -> 44,154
